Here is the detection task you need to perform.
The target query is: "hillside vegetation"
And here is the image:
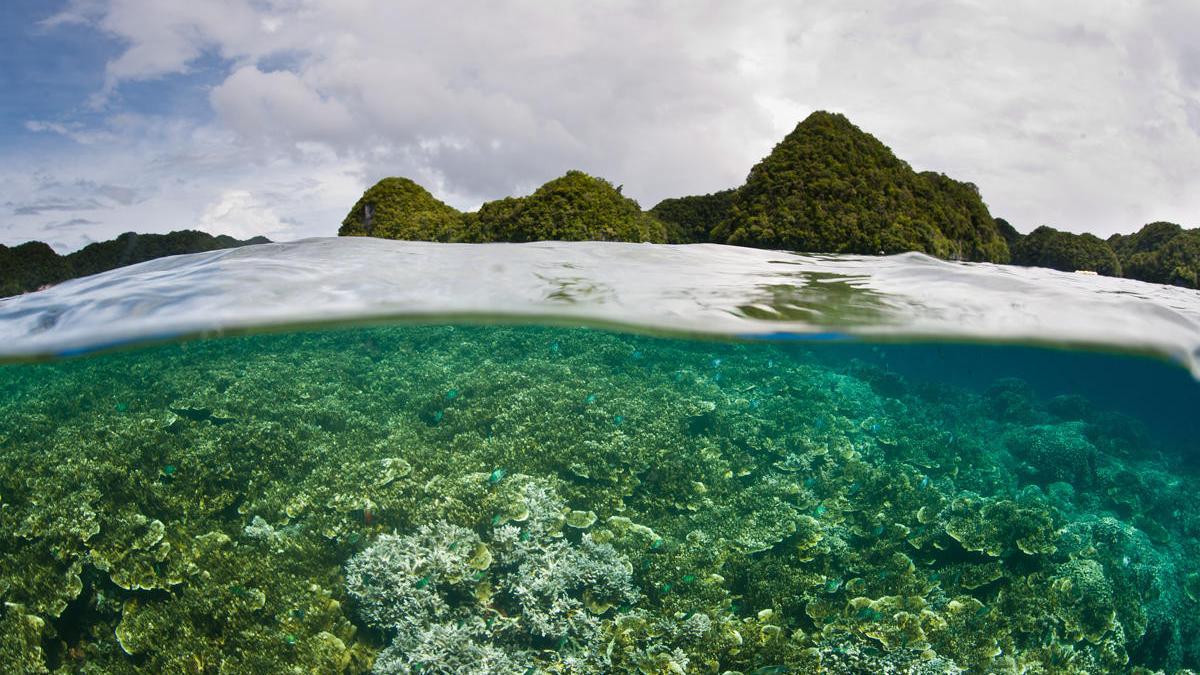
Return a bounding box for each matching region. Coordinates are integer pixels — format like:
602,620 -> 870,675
338,177 -> 464,241
462,171 -> 667,244
1,230 -> 268,297
322,110 -> 1194,290
708,112 -> 1009,262
1109,222 -> 1200,288
1010,226 -> 1122,277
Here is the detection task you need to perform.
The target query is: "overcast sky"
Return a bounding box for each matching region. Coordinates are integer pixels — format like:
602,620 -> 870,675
1,0 -> 1197,251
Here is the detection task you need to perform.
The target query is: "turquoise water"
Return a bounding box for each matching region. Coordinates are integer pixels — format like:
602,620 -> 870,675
1,240 -> 1199,673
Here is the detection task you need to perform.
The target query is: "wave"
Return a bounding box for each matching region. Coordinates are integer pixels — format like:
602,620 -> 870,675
1,237 -> 1199,374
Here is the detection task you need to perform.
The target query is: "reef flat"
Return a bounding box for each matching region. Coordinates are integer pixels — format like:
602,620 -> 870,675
0,325 -> 1197,673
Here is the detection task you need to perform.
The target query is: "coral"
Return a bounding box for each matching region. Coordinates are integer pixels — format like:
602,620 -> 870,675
1,322 -> 1198,672
1050,559 -> 1117,643
344,523 -> 489,632
371,620 -> 527,675
846,594 -> 936,651
345,476 -> 638,672
1008,422 -> 1097,487
943,491 -> 1061,557
0,607 -> 47,674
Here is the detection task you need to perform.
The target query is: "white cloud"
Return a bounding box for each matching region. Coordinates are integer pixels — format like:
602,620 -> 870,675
210,66 -> 356,146
12,0 -> 1200,249
1,114 -> 364,251
198,189 -> 287,240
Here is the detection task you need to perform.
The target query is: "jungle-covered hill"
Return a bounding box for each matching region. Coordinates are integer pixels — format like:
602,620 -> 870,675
706,111 -> 1010,262
341,110 -> 1197,290
999,221 -> 1200,290
0,230 -> 269,297
339,171 -> 666,244
341,112 -> 1011,263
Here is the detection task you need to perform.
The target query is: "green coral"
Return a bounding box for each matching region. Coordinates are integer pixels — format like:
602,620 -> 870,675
0,325 -> 1196,672
1050,559 -> 1117,643
943,491 -> 1061,557
1007,422 -> 1097,487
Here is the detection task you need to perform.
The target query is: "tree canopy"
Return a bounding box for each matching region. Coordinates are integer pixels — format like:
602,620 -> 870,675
342,171 -> 667,244
338,177 -> 464,241
706,111 -> 1009,262
335,113 -> 1200,291
1109,222 -> 1200,288
1010,226 -> 1121,276
466,171 -> 667,243
648,189 -> 736,244
0,242 -> 71,297
1,230 -> 268,297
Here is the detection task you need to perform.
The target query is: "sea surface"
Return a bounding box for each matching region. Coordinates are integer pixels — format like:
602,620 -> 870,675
0,238 -> 1198,673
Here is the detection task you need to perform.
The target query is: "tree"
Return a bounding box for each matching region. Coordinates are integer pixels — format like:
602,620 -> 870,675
339,177 -> 464,241
708,111 -> 1009,262
1,231 -> 268,298
1111,222 -> 1200,289
1011,226 -> 1121,276
465,171 -> 667,243
649,189 -> 736,244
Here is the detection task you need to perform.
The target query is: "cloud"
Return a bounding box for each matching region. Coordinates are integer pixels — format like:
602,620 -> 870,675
1,113 -> 363,250
197,189 -> 290,240
42,217 -> 101,231
8,0 -> 1200,250
24,120 -> 118,145
210,66 -> 356,146
5,178 -> 143,215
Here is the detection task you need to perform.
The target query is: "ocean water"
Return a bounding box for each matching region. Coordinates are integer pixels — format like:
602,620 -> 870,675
1,239 -> 1198,673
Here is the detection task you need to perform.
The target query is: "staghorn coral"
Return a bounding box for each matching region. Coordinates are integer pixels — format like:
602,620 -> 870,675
345,476 -> 639,672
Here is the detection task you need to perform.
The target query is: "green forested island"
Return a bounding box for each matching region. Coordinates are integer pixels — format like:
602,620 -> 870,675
0,230 -> 268,297
5,112 -> 1198,296
340,112 -> 1009,263
339,111 -> 1199,290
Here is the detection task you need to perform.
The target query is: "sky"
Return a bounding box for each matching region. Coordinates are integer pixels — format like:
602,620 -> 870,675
1,1 -> 1198,252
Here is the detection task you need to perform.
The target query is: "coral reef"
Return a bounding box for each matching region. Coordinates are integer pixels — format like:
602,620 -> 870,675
0,324 -> 1197,672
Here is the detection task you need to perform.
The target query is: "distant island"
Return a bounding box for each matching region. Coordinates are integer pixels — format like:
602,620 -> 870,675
340,111 -> 1200,290
0,230 -> 269,297
4,111 -> 1197,297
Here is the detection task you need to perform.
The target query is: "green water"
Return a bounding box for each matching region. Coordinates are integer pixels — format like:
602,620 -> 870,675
1,324 -> 1197,673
